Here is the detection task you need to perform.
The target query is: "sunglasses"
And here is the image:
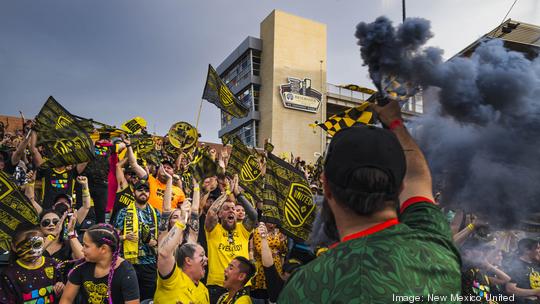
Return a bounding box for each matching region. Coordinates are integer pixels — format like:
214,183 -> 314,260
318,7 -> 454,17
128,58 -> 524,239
41,218 -> 60,227
135,187 -> 150,192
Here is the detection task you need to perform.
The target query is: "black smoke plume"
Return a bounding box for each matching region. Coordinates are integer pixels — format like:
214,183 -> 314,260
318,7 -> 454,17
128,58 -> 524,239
355,16 -> 540,227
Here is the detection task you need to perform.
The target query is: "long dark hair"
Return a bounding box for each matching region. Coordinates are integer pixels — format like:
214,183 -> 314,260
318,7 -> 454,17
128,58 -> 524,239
61,223 -> 120,304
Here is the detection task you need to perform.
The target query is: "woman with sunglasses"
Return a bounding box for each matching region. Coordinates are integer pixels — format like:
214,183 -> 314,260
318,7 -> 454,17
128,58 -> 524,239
0,223 -> 64,303
40,209 -> 84,278
60,223 -> 140,304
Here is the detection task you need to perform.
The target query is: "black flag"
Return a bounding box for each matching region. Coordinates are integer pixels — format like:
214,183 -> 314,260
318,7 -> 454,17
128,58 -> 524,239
227,137 -> 264,204
202,64 -> 249,118
189,146 -> 218,182
0,171 -> 40,250
263,153 -> 315,242
34,96 -> 94,168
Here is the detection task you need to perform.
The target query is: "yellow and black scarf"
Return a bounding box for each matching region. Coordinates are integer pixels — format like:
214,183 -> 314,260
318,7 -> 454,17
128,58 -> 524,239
123,203 -> 157,263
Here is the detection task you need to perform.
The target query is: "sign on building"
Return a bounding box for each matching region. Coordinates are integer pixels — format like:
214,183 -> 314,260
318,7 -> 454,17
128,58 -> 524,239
279,78 -> 322,113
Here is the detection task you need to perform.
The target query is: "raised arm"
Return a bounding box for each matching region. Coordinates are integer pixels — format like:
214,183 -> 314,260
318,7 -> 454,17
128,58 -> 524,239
372,100 -> 434,204
258,222 -> 286,302
11,131 -> 32,166
258,223 -> 274,267
29,131 -> 45,168
75,176 -> 91,224
66,214 -> 84,259
159,165 -> 173,213
22,171 -> 42,215
482,259 -> 511,286
116,157 -> 129,191
232,174 -> 258,230
187,178 -> 201,243
125,138 -> 147,179
204,193 -> 227,232
157,209 -> 188,277
174,151 -> 184,172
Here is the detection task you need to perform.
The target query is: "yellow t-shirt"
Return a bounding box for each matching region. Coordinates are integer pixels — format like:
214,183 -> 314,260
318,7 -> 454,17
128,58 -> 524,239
147,175 -> 185,212
205,223 -> 251,286
154,264 -> 209,304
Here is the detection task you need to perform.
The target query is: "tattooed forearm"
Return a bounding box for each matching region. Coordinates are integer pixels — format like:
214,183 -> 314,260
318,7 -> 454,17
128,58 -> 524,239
158,224 -> 183,254
189,213 -> 200,234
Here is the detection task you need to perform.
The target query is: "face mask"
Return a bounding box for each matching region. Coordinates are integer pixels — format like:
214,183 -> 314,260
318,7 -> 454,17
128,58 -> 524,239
16,236 -> 44,260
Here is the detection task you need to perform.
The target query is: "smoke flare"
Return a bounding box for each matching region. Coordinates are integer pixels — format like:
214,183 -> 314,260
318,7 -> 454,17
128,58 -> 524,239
356,17 -> 540,226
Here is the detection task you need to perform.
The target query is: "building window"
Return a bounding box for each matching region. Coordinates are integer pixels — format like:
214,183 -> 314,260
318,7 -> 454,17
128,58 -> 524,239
221,52 -> 252,89
237,87 -> 251,106
253,84 -> 260,111
252,50 -> 261,76
228,122 -> 256,147
255,120 -> 259,147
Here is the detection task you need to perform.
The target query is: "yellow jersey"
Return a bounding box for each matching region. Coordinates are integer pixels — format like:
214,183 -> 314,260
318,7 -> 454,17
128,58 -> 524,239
147,175 -> 185,212
154,264 -> 209,304
205,222 -> 251,286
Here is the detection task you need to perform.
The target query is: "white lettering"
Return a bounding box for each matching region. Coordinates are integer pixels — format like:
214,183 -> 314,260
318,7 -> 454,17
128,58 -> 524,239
392,294 -> 421,303
427,294 -> 447,302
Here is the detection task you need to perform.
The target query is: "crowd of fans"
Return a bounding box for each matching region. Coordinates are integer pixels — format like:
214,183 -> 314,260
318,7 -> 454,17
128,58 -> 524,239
0,100 -> 539,304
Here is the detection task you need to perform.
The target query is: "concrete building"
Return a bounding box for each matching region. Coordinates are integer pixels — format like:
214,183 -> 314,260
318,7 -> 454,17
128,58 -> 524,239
216,10 -> 423,162
217,10 -> 326,162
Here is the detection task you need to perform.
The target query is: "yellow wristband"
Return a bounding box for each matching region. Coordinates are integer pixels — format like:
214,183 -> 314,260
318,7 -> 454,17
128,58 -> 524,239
47,235 -> 56,241
466,223 -> 475,231
194,187 -> 200,192
226,190 -> 232,195
175,221 -> 186,231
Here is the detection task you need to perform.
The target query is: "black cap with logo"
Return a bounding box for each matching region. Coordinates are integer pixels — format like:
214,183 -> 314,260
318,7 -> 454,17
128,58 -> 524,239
133,178 -> 150,191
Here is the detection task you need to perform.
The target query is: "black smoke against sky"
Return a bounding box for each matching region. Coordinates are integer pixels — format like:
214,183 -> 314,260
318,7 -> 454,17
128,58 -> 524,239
355,16 -> 540,226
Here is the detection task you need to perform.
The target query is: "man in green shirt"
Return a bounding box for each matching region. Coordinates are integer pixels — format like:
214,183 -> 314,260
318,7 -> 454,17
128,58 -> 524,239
279,100 -> 461,303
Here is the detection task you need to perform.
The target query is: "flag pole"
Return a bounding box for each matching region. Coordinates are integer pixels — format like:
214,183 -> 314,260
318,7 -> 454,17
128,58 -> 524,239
195,99 -> 204,129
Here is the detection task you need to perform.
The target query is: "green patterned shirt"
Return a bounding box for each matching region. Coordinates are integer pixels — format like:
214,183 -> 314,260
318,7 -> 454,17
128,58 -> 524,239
278,200 -> 462,303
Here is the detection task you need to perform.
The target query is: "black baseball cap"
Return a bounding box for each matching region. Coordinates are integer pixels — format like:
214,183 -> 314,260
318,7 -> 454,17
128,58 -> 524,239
324,125 -> 406,191
133,179 -> 150,191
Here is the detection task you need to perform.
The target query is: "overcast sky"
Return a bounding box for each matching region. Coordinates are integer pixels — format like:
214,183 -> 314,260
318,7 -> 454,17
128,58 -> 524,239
1,0 -> 539,142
